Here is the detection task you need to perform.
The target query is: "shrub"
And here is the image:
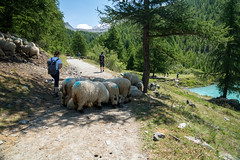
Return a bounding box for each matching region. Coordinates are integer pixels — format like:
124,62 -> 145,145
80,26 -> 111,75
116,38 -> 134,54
107,54 -> 124,72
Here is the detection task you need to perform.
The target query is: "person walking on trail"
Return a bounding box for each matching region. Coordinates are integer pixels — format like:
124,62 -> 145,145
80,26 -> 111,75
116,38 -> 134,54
177,72 -> 179,79
78,52 -> 81,60
48,51 -> 62,97
99,51 -> 106,72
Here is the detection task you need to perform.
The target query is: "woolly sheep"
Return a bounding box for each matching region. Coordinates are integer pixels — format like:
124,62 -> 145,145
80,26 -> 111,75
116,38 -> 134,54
0,40 -> 16,55
92,77 -> 105,82
102,81 -> 120,107
70,81 -> 109,112
21,44 -> 39,58
104,77 -> 131,103
13,38 -> 23,48
61,77 -> 89,107
131,86 -> 142,98
123,72 -> 143,91
136,81 -> 144,92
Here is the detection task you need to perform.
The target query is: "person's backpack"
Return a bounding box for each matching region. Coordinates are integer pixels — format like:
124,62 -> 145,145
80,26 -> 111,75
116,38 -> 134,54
99,55 -> 104,62
47,58 -> 59,75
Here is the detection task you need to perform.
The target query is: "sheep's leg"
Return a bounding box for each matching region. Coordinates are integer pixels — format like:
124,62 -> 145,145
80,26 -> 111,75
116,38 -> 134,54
96,101 -> 102,110
77,101 -> 85,113
71,94 -> 78,110
61,95 -> 66,107
65,95 -> 71,107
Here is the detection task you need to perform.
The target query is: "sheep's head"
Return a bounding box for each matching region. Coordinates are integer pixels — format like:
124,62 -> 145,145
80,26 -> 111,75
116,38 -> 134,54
118,95 -> 125,104
111,95 -> 119,106
67,98 -> 74,109
136,82 -> 143,92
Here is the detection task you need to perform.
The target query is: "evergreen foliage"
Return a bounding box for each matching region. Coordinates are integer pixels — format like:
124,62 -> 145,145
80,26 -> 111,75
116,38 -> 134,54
98,0 -> 225,93
0,0 -> 68,54
207,0 -> 240,98
71,31 -> 88,56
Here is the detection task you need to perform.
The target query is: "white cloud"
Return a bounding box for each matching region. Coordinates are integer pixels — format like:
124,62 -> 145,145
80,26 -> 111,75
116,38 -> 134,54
76,24 -> 93,29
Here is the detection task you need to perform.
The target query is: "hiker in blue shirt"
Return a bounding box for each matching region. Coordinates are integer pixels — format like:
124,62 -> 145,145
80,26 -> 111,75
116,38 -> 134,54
49,51 -> 62,97
78,52 -> 81,60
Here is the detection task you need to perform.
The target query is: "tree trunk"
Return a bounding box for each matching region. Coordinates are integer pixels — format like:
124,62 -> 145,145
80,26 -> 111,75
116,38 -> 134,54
222,64 -> 230,98
142,0 -> 150,93
142,24 -> 150,93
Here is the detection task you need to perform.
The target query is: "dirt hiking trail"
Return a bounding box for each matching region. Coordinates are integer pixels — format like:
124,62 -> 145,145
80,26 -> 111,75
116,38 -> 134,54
1,58 -> 148,160
67,58 -> 116,79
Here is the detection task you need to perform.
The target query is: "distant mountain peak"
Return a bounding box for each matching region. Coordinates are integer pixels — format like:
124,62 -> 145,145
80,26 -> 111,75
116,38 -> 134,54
77,24 -> 93,30
65,22 -> 110,33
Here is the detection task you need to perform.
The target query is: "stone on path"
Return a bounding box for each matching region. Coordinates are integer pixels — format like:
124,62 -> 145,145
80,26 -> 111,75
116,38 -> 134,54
153,132 -> 165,141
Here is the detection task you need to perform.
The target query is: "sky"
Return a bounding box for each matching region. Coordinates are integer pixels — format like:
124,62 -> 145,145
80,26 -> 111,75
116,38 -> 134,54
58,0 -> 112,29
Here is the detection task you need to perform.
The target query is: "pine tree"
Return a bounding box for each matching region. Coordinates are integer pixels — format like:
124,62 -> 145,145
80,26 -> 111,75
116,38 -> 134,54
99,0 -> 221,93
71,31 -> 88,56
207,0 -> 240,98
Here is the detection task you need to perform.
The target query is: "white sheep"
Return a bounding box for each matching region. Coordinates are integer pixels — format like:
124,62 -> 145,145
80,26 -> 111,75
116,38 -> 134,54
13,38 -> 23,48
21,43 -> 39,58
123,72 -> 143,91
104,77 -> 131,103
102,81 -> 120,107
61,77 -> 89,107
131,86 -> 142,98
70,81 -> 110,112
0,40 -> 16,56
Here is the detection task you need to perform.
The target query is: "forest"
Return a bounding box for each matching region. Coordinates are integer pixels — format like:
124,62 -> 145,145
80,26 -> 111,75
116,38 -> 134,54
0,0 -> 239,95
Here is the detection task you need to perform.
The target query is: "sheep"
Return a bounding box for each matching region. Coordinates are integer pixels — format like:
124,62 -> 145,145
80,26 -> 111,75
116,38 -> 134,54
102,81 -> 120,107
61,77 -> 89,107
131,86 -> 142,98
104,77 -> 131,103
136,81 -> 144,92
13,38 -> 23,48
21,43 -> 39,58
0,40 -> 16,56
123,72 -> 143,91
70,81 -> 109,112
92,77 -> 105,82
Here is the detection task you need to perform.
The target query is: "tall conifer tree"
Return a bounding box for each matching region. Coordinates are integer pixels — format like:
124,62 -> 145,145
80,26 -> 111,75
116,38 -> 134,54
99,0 -> 223,92
207,0 -> 240,98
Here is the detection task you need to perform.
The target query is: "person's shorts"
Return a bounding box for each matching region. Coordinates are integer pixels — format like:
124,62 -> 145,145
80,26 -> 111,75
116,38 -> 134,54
100,62 -> 104,67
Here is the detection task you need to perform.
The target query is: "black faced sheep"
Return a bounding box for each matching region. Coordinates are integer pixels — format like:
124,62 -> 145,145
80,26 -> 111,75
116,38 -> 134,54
70,81 -> 109,112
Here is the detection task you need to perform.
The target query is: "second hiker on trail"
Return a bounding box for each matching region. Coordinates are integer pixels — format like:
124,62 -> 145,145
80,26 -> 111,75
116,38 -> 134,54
99,51 -> 106,72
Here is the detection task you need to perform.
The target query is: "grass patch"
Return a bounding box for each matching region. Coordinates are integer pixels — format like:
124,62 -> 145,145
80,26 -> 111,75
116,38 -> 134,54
131,76 -> 240,159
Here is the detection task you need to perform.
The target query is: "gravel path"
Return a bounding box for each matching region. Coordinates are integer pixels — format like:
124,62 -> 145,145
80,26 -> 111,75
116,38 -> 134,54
1,58 -> 147,160
67,58 -> 116,79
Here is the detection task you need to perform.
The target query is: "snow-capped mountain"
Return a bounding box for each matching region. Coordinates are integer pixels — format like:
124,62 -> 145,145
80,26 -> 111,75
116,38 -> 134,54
76,24 -> 92,30
65,22 -> 110,33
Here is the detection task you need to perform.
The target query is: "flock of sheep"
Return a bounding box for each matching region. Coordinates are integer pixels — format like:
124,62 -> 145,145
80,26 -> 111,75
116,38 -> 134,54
0,32 -> 40,59
61,73 -> 143,113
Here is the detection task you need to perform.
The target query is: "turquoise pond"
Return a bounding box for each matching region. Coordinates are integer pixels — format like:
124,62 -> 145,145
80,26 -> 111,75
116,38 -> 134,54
188,84 -> 240,101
